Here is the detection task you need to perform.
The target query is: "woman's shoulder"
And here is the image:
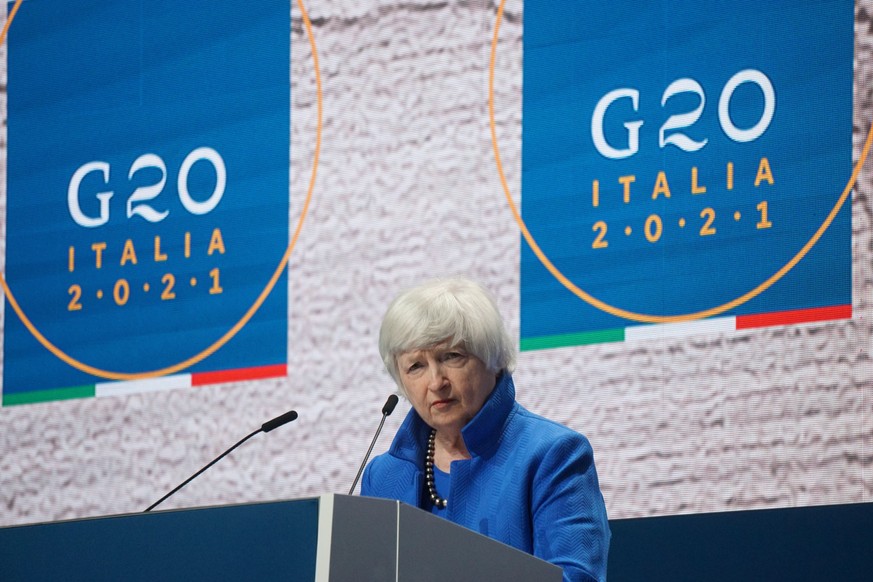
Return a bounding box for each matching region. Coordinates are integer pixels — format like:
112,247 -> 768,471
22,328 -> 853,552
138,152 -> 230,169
513,403 -> 591,439
507,404 -> 594,456
366,448 -> 415,474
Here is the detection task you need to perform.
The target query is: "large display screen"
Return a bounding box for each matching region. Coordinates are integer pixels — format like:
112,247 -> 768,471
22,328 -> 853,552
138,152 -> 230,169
0,0 -> 870,527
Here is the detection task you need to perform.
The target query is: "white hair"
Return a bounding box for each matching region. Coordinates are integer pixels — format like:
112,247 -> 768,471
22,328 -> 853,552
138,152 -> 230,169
379,277 -> 516,395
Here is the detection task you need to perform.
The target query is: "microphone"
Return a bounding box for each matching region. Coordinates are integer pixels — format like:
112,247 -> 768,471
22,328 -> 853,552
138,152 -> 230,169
348,394 -> 399,495
144,409 -> 298,512
261,409 -> 299,433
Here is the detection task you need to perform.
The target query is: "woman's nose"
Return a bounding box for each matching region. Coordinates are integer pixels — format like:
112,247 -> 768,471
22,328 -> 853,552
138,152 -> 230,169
426,363 -> 447,390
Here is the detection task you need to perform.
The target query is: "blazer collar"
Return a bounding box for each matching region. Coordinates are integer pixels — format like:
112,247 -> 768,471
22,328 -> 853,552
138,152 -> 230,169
389,372 -> 516,464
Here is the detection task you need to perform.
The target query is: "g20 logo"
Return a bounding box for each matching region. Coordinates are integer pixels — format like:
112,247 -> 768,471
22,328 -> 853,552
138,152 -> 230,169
591,69 -> 775,159
68,146 -> 226,228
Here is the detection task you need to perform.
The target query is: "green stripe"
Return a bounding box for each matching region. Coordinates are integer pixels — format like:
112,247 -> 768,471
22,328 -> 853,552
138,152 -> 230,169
2,384 -> 96,406
520,328 -> 625,351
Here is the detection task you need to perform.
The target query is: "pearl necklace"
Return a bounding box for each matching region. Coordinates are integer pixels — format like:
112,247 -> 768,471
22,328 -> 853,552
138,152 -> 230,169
425,429 -> 448,509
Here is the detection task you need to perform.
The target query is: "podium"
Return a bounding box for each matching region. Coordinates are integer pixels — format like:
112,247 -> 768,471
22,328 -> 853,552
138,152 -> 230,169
0,494 -> 561,581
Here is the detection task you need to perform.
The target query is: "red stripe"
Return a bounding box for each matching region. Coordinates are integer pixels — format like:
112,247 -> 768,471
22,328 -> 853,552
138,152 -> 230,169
736,305 -> 852,329
192,363 -> 287,386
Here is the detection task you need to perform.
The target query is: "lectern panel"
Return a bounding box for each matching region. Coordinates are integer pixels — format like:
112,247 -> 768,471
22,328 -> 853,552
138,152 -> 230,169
0,500 -> 320,582
397,502 -> 562,582
326,495 -> 397,581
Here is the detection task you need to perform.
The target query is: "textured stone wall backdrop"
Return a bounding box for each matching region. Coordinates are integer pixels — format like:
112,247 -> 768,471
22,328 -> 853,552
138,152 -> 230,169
0,0 -> 871,526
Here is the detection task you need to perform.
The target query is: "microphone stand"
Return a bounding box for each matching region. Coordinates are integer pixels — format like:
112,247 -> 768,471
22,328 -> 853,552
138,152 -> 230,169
145,409 -> 298,512
348,395 -> 399,495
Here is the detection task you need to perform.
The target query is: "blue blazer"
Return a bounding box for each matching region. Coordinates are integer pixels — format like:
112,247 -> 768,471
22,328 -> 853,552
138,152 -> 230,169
362,373 -> 610,582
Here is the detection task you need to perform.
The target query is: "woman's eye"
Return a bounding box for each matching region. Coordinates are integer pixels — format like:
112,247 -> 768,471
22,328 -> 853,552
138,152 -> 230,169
406,362 -> 422,373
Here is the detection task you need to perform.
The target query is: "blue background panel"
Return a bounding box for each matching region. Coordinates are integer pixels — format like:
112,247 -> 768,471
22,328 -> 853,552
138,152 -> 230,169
521,0 -> 853,341
4,0 -> 291,394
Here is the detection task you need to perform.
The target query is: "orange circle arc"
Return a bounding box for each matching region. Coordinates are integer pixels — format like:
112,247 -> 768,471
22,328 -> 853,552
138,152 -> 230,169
489,0 -> 872,324
0,0 -> 323,380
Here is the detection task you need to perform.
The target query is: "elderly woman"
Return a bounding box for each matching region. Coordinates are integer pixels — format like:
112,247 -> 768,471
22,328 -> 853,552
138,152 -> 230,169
361,277 -> 610,582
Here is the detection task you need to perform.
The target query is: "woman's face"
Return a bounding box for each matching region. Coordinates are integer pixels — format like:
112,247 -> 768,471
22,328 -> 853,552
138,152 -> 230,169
396,342 -> 497,436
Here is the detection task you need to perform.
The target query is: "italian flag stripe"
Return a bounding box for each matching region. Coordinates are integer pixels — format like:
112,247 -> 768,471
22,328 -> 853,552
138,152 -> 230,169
736,305 -> 852,329
2,363 -> 287,407
521,305 -> 852,351
192,363 -> 287,386
2,384 -> 95,406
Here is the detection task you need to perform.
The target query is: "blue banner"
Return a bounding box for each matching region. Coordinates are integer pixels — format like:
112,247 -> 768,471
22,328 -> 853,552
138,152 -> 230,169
4,0 -> 290,399
521,0 -> 853,346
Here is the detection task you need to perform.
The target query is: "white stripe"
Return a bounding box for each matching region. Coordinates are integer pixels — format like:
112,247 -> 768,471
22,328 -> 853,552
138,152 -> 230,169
625,316 -> 736,341
94,374 -> 191,397
395,501 -> 400,582
314,494 -> 334,582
